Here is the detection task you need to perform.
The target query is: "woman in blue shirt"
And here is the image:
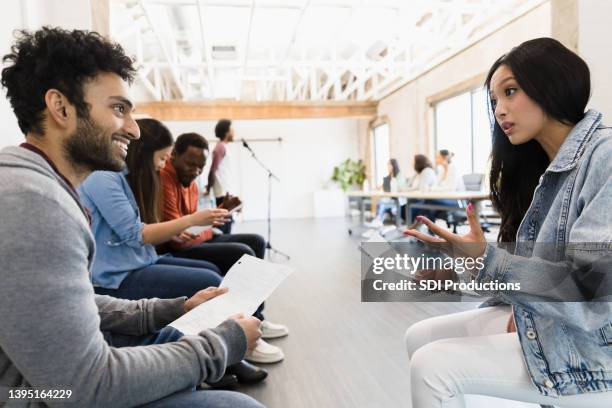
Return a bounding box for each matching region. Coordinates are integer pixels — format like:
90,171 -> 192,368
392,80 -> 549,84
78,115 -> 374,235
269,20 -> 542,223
79,130 -> 229,301
404,38 -> 611,406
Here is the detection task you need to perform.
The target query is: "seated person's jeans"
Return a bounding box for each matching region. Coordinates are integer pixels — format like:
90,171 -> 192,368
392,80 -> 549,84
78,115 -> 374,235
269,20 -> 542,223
94,256 -> 223,300
406,199 -> 461,223
375,198 -> 398,221
103,327 -> 264,408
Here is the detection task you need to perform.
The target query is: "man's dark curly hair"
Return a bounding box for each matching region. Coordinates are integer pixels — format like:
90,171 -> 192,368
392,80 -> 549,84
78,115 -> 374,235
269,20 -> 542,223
1,26 -> 136,135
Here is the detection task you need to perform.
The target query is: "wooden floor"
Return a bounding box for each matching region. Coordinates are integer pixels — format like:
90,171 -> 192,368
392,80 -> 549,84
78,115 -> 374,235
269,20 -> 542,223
231,218 -> 475,408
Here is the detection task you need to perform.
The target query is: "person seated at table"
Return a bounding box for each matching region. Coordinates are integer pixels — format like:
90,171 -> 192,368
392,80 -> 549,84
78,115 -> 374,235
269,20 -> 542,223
400,154 -> 437,225
160,131 -> 289,365
366,158 -> 406,227
406,149 -> 468,228
433,149 -> 465,191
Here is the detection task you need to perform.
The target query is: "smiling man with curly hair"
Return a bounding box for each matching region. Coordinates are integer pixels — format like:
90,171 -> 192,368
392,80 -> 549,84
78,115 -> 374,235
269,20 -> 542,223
0,27 -> 264,408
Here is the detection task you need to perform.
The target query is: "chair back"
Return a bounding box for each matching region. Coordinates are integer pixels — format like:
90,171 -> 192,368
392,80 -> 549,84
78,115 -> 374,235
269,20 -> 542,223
463,173 -> 484,191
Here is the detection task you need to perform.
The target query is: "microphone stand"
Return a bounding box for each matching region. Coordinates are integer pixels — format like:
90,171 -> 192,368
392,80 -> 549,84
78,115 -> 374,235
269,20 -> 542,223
241,140 -> 290,260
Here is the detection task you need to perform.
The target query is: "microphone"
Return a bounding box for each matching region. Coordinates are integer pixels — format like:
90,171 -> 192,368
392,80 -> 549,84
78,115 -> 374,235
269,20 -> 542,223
241,138 -> 252,151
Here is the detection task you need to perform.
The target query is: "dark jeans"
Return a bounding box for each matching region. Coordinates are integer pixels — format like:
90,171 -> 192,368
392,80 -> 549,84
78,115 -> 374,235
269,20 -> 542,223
104,327 -> 264,408
402,199 -> 461,223
104,326 -> 185,348
95,256 -> 223,300
216,196 -> 233,234
169,234 -> 267,320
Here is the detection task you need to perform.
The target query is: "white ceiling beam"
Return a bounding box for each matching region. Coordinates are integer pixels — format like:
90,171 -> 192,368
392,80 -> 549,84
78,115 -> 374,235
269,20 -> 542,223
338,44 -> 405,100
377,0 -> 547,100
138,71 -> 162,100
138,0 -> 186,98
237,0 -> 256,100
118,0 -> 491,13
196,0 -> 216,98
281,0 -> 311,63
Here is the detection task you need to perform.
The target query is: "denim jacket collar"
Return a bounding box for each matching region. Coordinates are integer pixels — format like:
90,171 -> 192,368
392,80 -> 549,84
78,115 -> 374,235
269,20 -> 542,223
547,109 -> 602,173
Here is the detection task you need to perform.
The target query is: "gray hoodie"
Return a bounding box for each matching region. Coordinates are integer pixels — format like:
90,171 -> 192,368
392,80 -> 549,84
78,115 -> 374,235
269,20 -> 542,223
0,146 -> 246,407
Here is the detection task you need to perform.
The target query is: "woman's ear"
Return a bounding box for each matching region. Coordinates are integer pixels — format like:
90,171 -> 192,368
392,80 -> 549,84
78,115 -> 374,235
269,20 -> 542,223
44,89 -> 74,129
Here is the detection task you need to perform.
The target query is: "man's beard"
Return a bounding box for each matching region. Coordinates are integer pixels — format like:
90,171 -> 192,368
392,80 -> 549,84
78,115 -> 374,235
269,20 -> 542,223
64,114 -> 125,172
179,175 -> 195,188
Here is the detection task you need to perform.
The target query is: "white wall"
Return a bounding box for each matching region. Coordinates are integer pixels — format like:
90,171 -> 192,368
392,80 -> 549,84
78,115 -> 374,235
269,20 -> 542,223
0,1 -> 26,147
372,2 -> 552,180
0,0 -> 92,149
165,118 -> 360,220
579,0 -> 612,119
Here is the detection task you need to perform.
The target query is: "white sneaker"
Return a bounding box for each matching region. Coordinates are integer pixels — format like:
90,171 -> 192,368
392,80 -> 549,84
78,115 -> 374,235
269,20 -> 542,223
245,339 -> 284,364
261,320 -> 289,339
364,218 -> 383,228
361,229 -> 376,238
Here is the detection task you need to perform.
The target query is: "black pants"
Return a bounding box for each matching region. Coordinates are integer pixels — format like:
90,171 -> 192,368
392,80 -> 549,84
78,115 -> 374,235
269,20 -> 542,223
172,233 -> 266,274
216,196 -> 233,234
169,233 -> 267,320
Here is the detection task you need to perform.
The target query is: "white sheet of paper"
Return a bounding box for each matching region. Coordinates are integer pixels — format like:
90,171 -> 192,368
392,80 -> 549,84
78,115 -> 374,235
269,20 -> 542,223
170,254 -> 294,335
185,225 -> 212,235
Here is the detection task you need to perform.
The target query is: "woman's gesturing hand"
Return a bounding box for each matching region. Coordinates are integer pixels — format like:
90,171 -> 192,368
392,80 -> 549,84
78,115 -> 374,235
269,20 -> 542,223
404,202 -> 486,259
190,208 -> 230,226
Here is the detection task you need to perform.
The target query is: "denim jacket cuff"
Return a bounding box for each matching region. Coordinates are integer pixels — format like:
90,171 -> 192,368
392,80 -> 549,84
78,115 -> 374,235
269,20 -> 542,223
475,244 -> 508,284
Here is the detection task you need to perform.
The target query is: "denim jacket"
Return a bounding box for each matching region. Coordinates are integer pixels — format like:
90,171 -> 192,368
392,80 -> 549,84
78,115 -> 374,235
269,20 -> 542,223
479,110 -> 612,397
78,169 -> 159,289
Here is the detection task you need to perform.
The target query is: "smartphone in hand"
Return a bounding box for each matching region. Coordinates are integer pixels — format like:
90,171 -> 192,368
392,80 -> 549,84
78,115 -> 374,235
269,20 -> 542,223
218,193 -> 242,213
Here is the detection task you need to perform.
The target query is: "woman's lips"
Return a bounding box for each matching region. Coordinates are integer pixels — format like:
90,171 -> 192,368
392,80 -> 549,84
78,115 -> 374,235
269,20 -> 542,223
501,121 -> 515,134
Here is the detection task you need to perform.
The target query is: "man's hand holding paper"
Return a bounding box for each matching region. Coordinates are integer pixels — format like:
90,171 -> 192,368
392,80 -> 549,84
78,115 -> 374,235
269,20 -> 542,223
171,254 -> 294,336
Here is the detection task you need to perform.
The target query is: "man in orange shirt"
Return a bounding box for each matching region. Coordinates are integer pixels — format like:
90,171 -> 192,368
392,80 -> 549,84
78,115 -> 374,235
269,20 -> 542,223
160,132 -> 289,366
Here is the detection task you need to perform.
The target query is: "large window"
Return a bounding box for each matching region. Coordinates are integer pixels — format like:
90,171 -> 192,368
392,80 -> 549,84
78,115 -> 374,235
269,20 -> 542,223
434,87 -> 492,176
371,122 -> 390,187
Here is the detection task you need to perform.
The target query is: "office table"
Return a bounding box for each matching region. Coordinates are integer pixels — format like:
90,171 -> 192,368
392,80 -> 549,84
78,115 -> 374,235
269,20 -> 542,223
346,190 -> 491,229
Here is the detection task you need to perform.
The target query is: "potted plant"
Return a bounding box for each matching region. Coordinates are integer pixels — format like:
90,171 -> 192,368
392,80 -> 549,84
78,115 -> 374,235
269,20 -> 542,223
331,159 -> 366,191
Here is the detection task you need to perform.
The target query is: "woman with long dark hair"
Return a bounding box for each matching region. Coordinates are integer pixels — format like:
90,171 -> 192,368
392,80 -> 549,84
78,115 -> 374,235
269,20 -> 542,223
367,158 -> 406,228
404,38 -> 612,406
401,154 -> 438,225
78,118 -> 230,301
409,154 -> 437,191
124,118 -> 173,225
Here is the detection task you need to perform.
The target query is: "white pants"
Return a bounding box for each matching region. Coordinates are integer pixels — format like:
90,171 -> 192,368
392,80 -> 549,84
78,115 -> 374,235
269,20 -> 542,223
405,306 -> 612,408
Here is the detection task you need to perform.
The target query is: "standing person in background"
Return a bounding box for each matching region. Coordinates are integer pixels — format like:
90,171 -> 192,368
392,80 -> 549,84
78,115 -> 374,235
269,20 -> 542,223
206,119 -> 236,234
434,149 -> 465,191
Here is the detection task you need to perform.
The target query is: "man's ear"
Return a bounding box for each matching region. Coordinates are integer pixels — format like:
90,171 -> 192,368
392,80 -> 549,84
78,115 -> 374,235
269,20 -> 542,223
44,89 -> 74,129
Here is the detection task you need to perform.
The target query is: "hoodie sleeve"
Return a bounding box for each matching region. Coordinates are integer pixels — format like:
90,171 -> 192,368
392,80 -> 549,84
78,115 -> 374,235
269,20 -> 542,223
0,190 -> 247,407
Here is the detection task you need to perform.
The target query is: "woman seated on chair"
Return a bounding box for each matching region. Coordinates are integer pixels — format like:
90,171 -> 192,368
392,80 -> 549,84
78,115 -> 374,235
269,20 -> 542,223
404,37 -> 612,407
433,149 -> 465,191
400,154 -> 437,226
367,158 -> 407,227
408,149 -> 469,230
